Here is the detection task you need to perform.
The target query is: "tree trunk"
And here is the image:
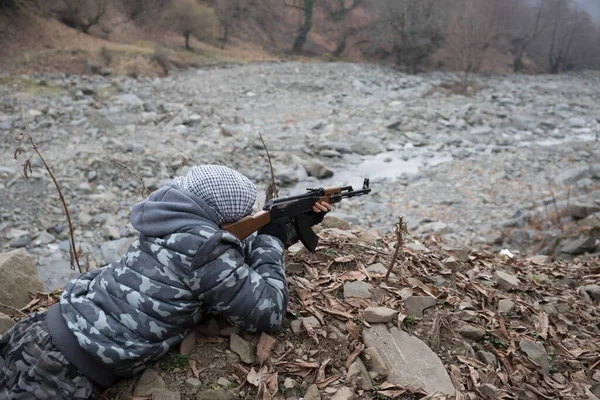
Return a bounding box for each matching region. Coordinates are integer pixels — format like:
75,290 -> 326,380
513,46 -> 525,72
292,0 -> 314,53
185,32 -> 191,50
220,23 -> 230,49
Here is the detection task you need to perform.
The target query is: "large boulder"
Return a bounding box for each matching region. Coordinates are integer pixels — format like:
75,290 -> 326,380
0,249 -> 44,309
362,324 -> 456,396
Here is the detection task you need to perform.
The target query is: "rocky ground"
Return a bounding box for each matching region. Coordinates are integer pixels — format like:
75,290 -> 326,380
1,224 -> 599,400
0,61 -> 599,289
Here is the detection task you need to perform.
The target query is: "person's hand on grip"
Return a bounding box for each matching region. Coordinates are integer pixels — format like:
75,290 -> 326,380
309,201 -> 332,226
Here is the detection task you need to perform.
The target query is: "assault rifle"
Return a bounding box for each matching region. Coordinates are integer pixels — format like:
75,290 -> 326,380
223,178 -> 371,252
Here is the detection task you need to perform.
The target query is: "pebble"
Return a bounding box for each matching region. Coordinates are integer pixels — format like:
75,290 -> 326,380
330,386 -> 355,400
363,307 -> 397,323
404,296 -> 437,318
184,377 -> 201,390
229,333 -> 256,364
583,285 -> 600,301
493,271 -> 521,291
457,323 -> 486,341
497,299 -> 515,314
304,384 -> 321,400
291,316 -> 322,334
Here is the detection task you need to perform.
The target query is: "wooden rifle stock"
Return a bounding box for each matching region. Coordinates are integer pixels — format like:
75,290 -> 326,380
222,210 -> 271,241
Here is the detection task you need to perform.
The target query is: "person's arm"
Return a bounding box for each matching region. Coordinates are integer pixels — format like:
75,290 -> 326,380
184,231 -> 288,333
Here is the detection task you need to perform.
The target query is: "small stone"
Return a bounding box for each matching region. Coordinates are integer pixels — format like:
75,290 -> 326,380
185,377 -> 201,390
78,213 -> 94,226
432,274 -> 450,287
362,347 -> 388,378
304,384 -> 321,400
0,312 -> 15,334
497,299 -> 515,314
152,390 -> 181,400
456,310 -> 478,322
366,263 -> 395,277
476,351 -> 497,366
217,377 -> 231,387
457,323 -> 486,341
179,331 -> 196,356
364,307 -> 397,323
405,241 -> 429,252
561,237 -> 597,255
480,383 -> 498,398
286,263 -> 305,274
230,333 -> 256,364
321,216 -> 351,230
78,182 -> 93,194
219,326 -> 240,337
583,284 -> 600,301
303,159 -> 334,179
346,358 -> 373,390
330,386 -> 355,400
291,316 -> 321,334
520,339 -> 550,371
283,377 -> 296,390
552,373 -> 567,384
493,271 -> 521,291
443,256 -> 460,271
87,170 -> 98,181
133,369 -> 167,396
404,296 -> 437,318
343,281 -> 373,300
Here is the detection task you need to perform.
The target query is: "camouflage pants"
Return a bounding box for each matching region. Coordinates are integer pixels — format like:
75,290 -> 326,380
0,310 -> 100,399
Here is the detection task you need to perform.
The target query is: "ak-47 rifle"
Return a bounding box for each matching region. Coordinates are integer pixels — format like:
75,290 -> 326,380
222,178 -> 371,252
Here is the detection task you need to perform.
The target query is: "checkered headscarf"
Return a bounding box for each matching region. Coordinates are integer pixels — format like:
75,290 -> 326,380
173,165 -> 257,225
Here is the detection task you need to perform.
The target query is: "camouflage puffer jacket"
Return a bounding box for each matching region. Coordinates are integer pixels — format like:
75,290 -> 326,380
50,183 -> 287,378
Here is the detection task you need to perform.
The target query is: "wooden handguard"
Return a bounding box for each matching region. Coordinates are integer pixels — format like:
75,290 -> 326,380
222,210 -> 271,241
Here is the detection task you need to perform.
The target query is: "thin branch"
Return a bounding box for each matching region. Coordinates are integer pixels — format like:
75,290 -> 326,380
283,0 -> 306,11
384,216 -> 408,282
0,301 -> 27,317
113,159 -> 151,198
18,102 -> 82,274
258,132 -> 279,203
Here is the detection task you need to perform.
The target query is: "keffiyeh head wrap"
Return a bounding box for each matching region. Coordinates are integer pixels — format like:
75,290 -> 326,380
173,165 -> 257,225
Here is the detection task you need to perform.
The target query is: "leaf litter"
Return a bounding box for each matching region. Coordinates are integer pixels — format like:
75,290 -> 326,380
4,226 -> 599,400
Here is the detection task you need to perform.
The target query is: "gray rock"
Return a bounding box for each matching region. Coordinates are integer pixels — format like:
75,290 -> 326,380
0,249 -> 45,309
476,351 -> 497,366
570,203 -> 600,219
185,377 -> 201,390
0,312 -> 15,334
363,307 -> 397,323
457,322 -> 486,341
493,271 -> 521,291
118,94 -> 144,107
78,213 -> 94,226
519,339 -> 550,371
152,390 -> 181,400
290,316 -> 321,334
346,358 -> 373,390
10,235 -> 31,248
560,237 -> 597,255
320,149 -> 341,157
583,284 -> 600,301
362,325 -> 455,396
78,182 -> 93,194
553,166 -> 590,185
330,387 -> 355,400
404,241 -> 429,252
362,347 -> 388,378
419,221 -> 452,234
283,377 -> 295,390
133,369 -> 167,396
456,310 -> 478,322
351,138 -> 386,156
497,299 -> 515,314
366,263 -> 395,278
87,170 -> 98,181
304,384 -> 321,400
303,159 -> 334,179
404,296 -> 437,318
230,333 -> 255,364
343,281 -> 373,300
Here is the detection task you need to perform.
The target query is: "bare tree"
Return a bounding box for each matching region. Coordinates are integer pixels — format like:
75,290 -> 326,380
504,0 -> 547,72
284,0 -> 315,53
324,0 -> 361,21
439,0 -> 500,87
372,0 -> 446,73
214,0 -> 254,48
164,0 -> 218,50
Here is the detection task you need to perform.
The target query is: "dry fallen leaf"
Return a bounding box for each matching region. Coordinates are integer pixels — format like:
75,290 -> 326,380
346,320 -> 359,342
335,255 -> 355,263
256,333 -> 277,365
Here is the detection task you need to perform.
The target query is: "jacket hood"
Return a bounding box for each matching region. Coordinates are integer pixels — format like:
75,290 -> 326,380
130,183 -> 221,237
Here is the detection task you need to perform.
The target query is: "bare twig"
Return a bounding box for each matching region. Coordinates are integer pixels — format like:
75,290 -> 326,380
113,159 -> 151,198
16,102 -> 82,273
384,216 -> 408,282
0,302 -> 27,317
258,132 -> 279,203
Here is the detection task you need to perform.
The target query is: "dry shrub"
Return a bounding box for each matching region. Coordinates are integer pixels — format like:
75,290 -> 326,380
100,46 -> 112,65
163,0 -> 219,50
151,47 -> 171,76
